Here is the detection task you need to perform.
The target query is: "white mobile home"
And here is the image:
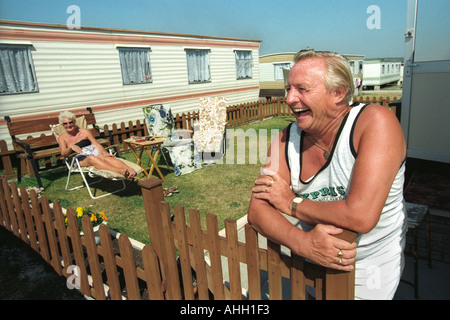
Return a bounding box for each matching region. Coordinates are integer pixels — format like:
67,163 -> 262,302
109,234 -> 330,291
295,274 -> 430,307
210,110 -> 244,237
259,52 -> 364,98
401,0 -> 450,163
0,20 -> 261,146
345,54 -> 365,95
362,58 -> 403,90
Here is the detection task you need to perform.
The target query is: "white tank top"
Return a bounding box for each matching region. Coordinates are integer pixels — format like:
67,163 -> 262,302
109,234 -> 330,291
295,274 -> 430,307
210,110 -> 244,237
285,103 -> 407,299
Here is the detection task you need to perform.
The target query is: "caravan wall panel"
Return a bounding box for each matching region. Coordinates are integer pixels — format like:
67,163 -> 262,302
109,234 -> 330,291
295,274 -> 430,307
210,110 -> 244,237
0,21 -> 261,146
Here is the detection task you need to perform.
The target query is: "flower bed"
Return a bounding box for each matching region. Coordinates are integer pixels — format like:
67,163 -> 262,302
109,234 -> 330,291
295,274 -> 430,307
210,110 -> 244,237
64,206 -> 108,231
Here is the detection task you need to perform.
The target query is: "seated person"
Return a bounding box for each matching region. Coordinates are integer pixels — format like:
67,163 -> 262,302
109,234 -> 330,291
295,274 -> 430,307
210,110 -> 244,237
57,111 -> 136,179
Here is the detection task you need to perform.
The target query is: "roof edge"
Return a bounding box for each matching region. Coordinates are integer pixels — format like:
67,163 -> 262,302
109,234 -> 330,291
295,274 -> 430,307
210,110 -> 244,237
0,19 -> 262,43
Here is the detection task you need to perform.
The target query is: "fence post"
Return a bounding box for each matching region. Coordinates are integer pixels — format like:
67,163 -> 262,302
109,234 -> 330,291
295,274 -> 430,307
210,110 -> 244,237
138,178 -> 182,300
239,104 -> 245,126
325,229 -> 357,299
258,101 -> 263,122
0,140 -> 15,179
277,98 -> 281,116
182,113 -> 187,130
138,178 -> 165,257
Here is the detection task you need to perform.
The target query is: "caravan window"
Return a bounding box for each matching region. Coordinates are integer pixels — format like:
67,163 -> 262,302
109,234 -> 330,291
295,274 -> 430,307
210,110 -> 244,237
235,50 -> 253,79
274,63 -> 291,81
0,44 -> 38,95
185,49 -> 211,84
118,47 -> 152,85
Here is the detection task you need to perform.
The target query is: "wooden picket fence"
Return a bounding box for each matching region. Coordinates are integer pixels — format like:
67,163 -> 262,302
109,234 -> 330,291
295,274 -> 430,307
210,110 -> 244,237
0,176 -> 356,300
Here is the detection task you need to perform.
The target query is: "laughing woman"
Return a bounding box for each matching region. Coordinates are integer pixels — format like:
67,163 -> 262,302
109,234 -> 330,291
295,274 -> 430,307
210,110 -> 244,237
57,111 -> 136,179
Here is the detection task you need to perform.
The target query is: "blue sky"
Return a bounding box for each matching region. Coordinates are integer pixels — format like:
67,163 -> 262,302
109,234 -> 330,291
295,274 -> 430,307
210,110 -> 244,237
0,0 -> 413,58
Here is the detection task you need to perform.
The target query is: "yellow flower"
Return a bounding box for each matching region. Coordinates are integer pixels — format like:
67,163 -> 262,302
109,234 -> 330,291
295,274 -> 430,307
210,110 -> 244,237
90,214 -> 97,222
76,207 -> 84,217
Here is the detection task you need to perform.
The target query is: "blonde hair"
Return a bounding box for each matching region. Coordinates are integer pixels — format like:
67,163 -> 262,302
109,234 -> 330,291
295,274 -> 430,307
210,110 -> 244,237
58,111 -> 76,125
293,49 -> 355,103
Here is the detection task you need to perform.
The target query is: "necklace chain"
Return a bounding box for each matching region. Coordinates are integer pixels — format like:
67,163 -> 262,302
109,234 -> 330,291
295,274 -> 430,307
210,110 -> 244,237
307,109 -> 350,160
308,134 -> 332,153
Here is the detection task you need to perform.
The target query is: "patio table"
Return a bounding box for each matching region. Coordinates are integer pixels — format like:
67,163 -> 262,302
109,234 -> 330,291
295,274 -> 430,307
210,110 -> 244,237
124,137 -> 166,182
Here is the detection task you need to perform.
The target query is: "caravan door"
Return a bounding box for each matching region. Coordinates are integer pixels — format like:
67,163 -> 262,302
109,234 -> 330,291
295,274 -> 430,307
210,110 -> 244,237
402,0 -> 450,163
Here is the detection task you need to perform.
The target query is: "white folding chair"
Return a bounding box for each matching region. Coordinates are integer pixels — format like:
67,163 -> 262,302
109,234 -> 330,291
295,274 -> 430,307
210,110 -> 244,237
51,116 -> 142,199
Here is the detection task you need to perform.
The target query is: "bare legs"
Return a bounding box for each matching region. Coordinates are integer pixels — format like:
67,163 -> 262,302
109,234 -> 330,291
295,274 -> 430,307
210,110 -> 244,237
79,155 -> 136,179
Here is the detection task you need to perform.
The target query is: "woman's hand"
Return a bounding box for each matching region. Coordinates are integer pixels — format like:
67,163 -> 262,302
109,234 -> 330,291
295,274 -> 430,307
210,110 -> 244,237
295,224 -> 357,271
252,171 -> 296,215
69,144 -> 83,154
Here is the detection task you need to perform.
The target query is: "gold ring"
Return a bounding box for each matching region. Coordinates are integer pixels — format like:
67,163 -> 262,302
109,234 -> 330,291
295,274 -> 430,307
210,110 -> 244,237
337,250 -> 343,258
265,187 -> 269,192
269,179 -> 274,186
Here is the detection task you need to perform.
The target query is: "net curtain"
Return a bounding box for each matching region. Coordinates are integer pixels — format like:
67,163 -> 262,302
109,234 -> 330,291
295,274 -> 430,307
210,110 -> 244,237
0,45 -> 37,93
235,50 -> 252,79
118,48 -> 151,84
185,49 -> 211,83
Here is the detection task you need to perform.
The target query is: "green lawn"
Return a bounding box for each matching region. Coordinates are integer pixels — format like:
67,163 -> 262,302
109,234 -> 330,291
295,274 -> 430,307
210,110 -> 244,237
10,115 -> 295,245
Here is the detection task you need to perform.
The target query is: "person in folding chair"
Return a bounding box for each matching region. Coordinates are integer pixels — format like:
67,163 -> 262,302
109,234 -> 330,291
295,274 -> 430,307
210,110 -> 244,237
57,111 -> 137,179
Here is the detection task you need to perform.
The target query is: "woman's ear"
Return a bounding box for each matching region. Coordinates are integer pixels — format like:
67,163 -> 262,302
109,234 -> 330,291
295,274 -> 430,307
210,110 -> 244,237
333,85 -> 348,103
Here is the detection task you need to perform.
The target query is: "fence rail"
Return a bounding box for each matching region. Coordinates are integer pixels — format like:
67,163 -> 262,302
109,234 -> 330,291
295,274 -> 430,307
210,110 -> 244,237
0,177 -> 356,300
0,96 -> 398,179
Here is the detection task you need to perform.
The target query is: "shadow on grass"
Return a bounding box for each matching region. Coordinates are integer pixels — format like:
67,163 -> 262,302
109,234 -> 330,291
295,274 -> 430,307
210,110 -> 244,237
0,227 -> 85,300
